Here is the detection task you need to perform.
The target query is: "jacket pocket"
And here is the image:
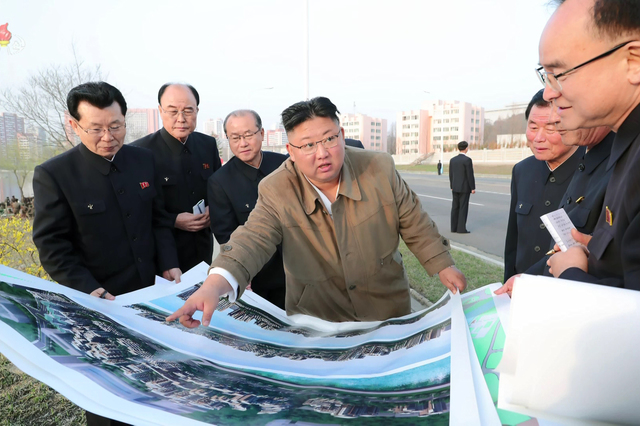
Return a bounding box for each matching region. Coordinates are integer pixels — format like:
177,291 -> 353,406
569,206 -> 590,229
138,187 -> 157,200
588,228 -> 613,261
515,201 -> 533,215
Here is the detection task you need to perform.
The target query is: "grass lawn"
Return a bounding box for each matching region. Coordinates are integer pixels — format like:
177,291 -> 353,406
0,353 -> 85,425
396,163 -> 514,176
0,244 -> 503,425
399,240 -> 504,303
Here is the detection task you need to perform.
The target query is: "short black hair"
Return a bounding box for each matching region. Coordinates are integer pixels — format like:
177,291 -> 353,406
525,89 -> 550,120
223,110 -> 263,136
552,0 -> 640,40
158,83 -> 200,106
458,141 -> 469,151
281,97 -> 340,134
67,82 -> 127,121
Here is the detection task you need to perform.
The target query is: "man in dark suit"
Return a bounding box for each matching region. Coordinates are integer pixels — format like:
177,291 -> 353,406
496,126 -> 613,295
32,82 -> 180,426
132,83 -> 220,271
503,90 -> 583,282
448,141 -> 475,233
208,110 -> 287,308
540,0 -> 640,291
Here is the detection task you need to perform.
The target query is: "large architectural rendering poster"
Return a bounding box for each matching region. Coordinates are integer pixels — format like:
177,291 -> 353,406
0,263 -> 480,425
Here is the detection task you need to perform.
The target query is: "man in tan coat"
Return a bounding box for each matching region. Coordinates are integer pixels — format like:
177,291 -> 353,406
169,97 -> 467,325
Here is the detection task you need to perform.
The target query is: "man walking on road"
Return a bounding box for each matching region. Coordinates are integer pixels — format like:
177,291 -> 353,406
449,141 -> 475,233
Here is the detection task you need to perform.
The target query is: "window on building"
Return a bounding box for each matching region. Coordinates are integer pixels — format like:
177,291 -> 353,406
453,109 -> 459,113
444,136 -> 449,140
376,136 -> 380,140
444,127 -> 449,131
376,122 -> 381,127
451,135 -> 458,140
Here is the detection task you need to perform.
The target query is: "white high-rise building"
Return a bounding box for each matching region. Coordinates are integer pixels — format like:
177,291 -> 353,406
204,118 -> 225,139
124,109 -> 160,144
423,100 -> 484,152
395,110 -> 430,155
339,113 -> 387,152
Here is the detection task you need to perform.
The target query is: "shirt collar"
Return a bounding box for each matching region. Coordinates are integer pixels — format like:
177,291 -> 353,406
160,127 -> 191,155
608,102 -> 640,170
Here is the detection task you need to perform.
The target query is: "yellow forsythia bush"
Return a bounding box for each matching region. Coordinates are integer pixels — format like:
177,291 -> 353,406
0,217 -> 49,279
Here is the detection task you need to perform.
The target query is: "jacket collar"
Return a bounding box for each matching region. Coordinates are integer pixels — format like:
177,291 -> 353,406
79,143 -> 118,176
232,152 -> 265,182
608,102 -> 640,170
583,131 -> 614,174
545,146 -> 585,184
297,148 -> 362,215
160,127 -> 190,155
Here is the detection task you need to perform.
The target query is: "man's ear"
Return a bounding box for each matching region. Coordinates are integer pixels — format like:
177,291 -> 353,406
626,41 -> 640,85
286,144 -> 295,162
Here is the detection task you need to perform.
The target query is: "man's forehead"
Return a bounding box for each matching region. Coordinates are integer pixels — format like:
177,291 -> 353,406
529,107 -> 559,125
161,85 -> 197,105
539,0 -> 596,67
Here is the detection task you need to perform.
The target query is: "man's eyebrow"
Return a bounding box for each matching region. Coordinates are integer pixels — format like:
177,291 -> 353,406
539,60 -> 566,69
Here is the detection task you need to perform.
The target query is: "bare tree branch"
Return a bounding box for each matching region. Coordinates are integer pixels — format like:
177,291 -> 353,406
0,46 -> 104,151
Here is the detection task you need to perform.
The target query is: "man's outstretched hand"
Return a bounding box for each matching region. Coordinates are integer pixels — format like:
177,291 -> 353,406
166,274 -> 233,327
439,266 -> 467,294
494,274 -> 520,297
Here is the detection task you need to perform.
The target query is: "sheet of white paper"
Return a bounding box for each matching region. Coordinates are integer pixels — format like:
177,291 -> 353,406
540,208 -> 578,252
497,274 -> 640,424
192,199 -> 205,214
449,291 -> 482,426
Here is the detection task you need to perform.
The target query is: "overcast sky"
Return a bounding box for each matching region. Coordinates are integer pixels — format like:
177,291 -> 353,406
1,0 -> 555,130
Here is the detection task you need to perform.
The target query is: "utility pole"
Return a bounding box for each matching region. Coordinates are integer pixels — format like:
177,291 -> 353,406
304,0 -> 309,100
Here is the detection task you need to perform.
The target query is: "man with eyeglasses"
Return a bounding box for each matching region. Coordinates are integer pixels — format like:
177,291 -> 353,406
536,0 -> 640,291
32,83 -> 180,424
503,90 -> 583,283
132,83 -> 221,271
207,110 -> 287,308
168,97 -> 466,326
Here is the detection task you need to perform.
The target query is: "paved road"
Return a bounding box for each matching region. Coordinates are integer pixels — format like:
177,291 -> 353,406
400,172 -> 511,259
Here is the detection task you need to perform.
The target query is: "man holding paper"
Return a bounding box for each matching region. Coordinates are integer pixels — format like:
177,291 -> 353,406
503,90 -> 582,282
133,83 -> 221,271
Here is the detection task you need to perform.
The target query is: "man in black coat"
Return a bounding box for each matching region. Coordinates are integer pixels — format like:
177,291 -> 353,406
32,82 -> 181,426
208,110 -> 287,308
132,83 -> 220,271
542,0 -> 640,291
503,90 -> 582,282
448,141 -> 476,233
496,126 -> 614,295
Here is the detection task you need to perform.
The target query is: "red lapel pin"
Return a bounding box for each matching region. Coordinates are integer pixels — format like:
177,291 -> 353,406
140,182 -> 150,189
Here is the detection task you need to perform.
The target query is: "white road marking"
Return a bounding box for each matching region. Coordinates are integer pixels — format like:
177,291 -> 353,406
417,194 -> 484,207
475,190 -> 510,196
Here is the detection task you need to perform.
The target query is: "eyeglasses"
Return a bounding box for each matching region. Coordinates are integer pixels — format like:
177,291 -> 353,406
536,40 -> 636,92
75,121 -> 126,137
228,128 -> 261,143
289,132 -> 341,155
160,106 -> 197,118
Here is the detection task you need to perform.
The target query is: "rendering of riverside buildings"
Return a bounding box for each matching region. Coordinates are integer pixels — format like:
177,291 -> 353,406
0,282 -> 451,422
396,99 -> 485,155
